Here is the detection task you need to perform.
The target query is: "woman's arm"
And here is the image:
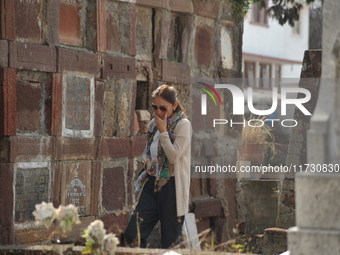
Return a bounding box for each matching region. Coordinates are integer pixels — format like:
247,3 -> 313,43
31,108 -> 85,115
158,119 -> 191,164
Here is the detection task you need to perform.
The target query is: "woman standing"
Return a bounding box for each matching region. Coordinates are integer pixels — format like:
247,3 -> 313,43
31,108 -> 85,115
124,85 -> 191,248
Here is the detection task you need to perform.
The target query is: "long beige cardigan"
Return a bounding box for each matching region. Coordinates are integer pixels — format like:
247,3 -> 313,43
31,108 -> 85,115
158,118 -> 192,217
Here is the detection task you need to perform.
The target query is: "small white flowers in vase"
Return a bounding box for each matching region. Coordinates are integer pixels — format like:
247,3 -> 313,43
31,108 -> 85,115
32,202 -> 57,229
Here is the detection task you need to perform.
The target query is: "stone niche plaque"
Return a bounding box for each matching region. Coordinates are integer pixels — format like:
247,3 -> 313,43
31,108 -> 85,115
61,161 -> 91,215
62,72 -> 94,138
14,162 -> 51,223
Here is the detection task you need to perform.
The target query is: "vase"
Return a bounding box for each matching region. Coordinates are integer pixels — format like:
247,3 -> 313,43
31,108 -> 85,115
237,143 -> 266,166
51,238 -> 74,255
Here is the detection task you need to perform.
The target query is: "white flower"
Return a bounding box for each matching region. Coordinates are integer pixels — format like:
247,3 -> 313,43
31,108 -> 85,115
86,220 -> 106,247
56,204 -> 81,233
32,202 -> 57,228
103,233 -> 120,255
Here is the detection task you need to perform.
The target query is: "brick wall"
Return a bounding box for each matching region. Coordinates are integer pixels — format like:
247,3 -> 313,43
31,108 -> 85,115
0,0 -> 242,245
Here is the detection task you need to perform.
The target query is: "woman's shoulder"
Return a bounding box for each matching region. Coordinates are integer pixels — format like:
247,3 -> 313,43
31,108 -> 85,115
176,117 -> 191,129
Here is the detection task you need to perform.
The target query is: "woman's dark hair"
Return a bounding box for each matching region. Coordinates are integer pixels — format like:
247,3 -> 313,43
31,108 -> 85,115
152,85 -> 185,113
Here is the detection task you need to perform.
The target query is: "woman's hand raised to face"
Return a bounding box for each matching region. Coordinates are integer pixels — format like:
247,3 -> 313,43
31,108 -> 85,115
153,113 -> 167,133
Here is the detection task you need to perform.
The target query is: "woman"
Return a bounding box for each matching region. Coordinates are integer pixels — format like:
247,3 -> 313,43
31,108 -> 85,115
124,85 -> 191,248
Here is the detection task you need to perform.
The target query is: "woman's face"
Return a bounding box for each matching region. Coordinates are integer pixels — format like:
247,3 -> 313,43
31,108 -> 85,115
152,96 -> 178,120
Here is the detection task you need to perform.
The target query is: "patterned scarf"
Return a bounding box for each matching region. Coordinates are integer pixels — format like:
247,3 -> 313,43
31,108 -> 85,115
134,111 -> 187,193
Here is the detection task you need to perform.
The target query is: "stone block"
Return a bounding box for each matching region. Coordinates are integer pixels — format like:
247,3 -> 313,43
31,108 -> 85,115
130,3 -> 137,56
136,6 -> 153,60
193,198 -> 223,218
194,25 -> 212,68
16,81 -> 42,132
0,40 -> 8,67
0,68 -> 16,136
0,226 -> 14,245
46,0 -> 60,46
52,162 -> 61,208
296,173 -> 340,230
153,9 -> 171,59
133,112 -> 139,136
96,0 -> 107,52
102,166 -> 125,211
9,42 -> 56,72
135,110 -> 151,121
15,0 -> 43,43
138,120 -> 150,133
195,217 -> 210,234
288,226 -> 340,255
14,162 -> 50,223
162,60 -> 190,84
59,2 -> 82,46
0,163 -> 14,227
57,47 -> 100,77
193,0 -> 220,19
102,54 -> 136,79
91,161 -> 101,215
60,161 -> 92,215
169,0 -> 193,13
136,0 -> 167,8
94,81 -> 104,136
9,136 -> 54,163
51,73 -> 63,135
55,137 -> 98,160
0,137 -> 10,163
0,0 -> 16,40
14,225 -> 53,245
130,135 -> 147,158
99,138 -> 131,159
102,213 -> 129,236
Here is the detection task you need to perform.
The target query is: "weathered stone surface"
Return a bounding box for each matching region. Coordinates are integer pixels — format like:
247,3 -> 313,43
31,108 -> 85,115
255,228 -> 288,255
94,81 -> 104,136
193,0 -> 220,19
14,162 -> 50,223
194,25 -> 212,68
195,217 -> 210,234
91,161 -> 101,215
0,163 -> 14,227
46,0 -> 60,46
162,60 -> 190,84
135,110 -> 150,121
51,73 -> 63,135
9,136 -> 54,163
57,47 -> 100,77
15,0 -> 43,43
153,9 -> 171,59
9,42 -> 56,72
193,198 -> 223,218
96,0 -> 107,52
55,137 -> 98,160
0,40 -> 8,67
169,0 -> 193,13
0,68 -> 16,136
99,138 -> 131,159
0,226 -> 14,245
136,0 -> 167,8
16,81 -> 41,132
136,6 -> 152,60
129,3 -> 137,56
130,135 -> 147,158
102,166 -> 125,211
60,161 -> 92,215
102,213 -> 129,236
59,2 -> 82,46
0,0 -> 16,40
138,120 -> 150,134
52,162 -> 61,208
102,55 -> 136,79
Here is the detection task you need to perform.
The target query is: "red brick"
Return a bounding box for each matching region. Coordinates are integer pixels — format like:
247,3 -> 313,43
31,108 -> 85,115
9,42 -> 56,72
102,54 -> 136,79
91,161 -> 101,215
0,163 -> 14,227
94,81 -> 104,137
97,0 -> 107,52
57,47 -> 100,77
169,0 -> 193,13
162,60 -> 190,84
51,73 -> 62,135
130,3 -> 137,56
15,0 -> 43,43
59,2 -> 82,46
193,0 -> 220,19
0,226 -> 14,245
130,135 -> 147,158
102,166 -> 125,211
0,0 -> 15,40
0,39 -> 8,67
46,0 -> 60,46
127,159 -> 134,205
99,138 -> 131,159
194,25 -> 212,68
196,217 -> 210,234
136,0 -> 168,8
16,81 -> 41,132
0,68 -> 16,136
102,213 -> 129,236
193,198 -> 223,218
55,137 -> 98,160
9,136 -> 54,163
51,162 -> 62,208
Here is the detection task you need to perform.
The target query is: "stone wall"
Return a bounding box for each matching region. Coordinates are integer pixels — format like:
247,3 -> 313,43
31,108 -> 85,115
0,0 -> 242,245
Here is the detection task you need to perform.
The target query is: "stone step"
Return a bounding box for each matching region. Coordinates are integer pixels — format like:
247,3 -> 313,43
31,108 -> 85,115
295,172 -> 340,230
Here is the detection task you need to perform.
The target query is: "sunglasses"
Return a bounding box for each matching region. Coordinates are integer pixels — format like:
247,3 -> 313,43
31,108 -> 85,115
151,103 -> 173,112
